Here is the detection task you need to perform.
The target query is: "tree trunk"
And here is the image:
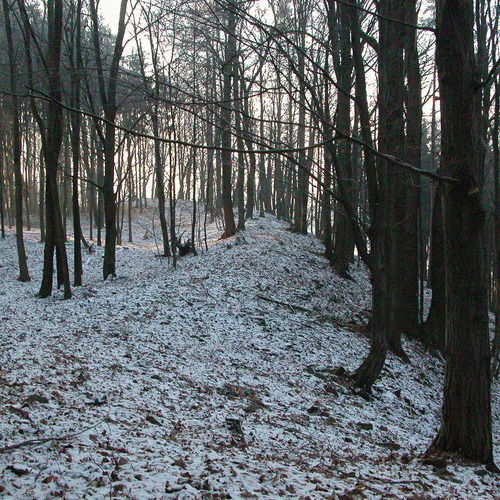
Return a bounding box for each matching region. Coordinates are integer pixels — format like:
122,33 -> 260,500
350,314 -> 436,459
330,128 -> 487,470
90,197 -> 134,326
330,2 -> 355,276
492,78 -> 500,377
293,15 -> 309,235
0,136 -> 5,239
422,185 -> 445,350
89,0 -> 128,279
220,2 -> 237,238
378,0 -> 407,359
396,0 -> 421,339
70,0 -> 83,286
2,0 -> 30,282
429,0 -> 494,465
38,0 -> 71,299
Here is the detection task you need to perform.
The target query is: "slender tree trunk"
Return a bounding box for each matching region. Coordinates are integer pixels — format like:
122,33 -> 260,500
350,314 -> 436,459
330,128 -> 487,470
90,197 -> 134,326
220,2 -> 237,238
422,185 -> 445,350
96,149 -> 103,247
39,152 -> 45,242
0,138 -> 5,239
234,63 -> 246,231
168,124 -> 177,267
70,0 -> 83,286
322,147 -> 334,263
152,112 -> 170,256
3,0 -> 30,282
205,71 -> 216,221
90,0 -> 128,279
258,65 -> 271,215
293,19 -> 309,235
349,0 -> 389,389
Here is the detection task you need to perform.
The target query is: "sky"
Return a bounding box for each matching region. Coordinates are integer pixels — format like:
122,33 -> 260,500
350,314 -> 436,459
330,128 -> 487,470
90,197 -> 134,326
100,0 -> 122,33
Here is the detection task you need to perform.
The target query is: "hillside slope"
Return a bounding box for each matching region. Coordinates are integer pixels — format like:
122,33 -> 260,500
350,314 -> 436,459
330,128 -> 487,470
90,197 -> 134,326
0,214 -> 498,499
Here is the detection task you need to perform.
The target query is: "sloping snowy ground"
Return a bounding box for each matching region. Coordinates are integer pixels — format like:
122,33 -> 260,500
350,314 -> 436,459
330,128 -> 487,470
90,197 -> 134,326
0,209 -> 498,499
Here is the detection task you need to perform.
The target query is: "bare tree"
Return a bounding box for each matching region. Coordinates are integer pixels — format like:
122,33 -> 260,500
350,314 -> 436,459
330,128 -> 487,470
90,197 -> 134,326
2,0 -> 30,282
429,0 -> 495,466
220,0 -> 237,238
89,0 -> 129,279
38,0 -> 71,299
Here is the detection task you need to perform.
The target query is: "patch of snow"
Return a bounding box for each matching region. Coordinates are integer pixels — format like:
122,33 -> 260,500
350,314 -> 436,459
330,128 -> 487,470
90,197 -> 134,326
0,207 -> 498,499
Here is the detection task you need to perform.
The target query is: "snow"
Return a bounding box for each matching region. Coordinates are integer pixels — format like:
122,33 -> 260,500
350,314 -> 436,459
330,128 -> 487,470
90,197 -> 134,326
0,208 -> 498,499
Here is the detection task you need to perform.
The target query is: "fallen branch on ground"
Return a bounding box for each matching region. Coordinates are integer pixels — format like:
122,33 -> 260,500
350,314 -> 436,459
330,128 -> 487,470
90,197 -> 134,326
0,420 -> 104,454
256,294 -> 314,314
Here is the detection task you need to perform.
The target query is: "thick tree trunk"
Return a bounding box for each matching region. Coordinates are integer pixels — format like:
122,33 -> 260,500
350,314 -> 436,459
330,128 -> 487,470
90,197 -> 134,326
354,258 -> 388,391
429,0 -> 494,465
378,0 -> 407,359
331,2 -> 355,276
102,121 -> 117,279
39,153 -> 45,242
492,79 -> 500,377
395,0 -> 421,339
38,0 -> 71,299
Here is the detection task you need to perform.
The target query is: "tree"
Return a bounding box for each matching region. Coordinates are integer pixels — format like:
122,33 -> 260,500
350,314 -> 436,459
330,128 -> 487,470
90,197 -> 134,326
136,3 -> 171,257
89,0 -> 129,279
69,0 -> 84,286
220,0 -> 237,238
2,0 -> 30,282
429,0 -> 494,466
328,0 -> 355,277
291,0 -> 310,235
38,0 -> 71,299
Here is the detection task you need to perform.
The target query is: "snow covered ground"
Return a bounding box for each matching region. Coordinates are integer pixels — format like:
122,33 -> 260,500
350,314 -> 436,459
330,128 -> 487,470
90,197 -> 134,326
0,209 -> 498,499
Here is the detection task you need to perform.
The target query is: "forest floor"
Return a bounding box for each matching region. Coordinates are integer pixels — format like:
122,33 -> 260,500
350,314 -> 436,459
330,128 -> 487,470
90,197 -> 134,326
0,206 -> 498,499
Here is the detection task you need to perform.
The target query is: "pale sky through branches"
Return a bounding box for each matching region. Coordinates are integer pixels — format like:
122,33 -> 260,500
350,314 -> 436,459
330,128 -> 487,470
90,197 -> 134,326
100,0 -> 122,32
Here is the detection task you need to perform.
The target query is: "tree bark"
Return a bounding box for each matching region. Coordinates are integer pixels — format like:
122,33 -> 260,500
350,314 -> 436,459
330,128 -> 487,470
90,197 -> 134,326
220,2 -> 237,238
329,1 -> 355,276
378,0 -> 407,359
38,0 -> 71,299
347,0 -> 388,390
89,0 -> 128,279
422,185 -> 445,350
292,9 -> 309,235
429,0 -> 494,465
70,0 -> 84,286
2,0 -> 30,282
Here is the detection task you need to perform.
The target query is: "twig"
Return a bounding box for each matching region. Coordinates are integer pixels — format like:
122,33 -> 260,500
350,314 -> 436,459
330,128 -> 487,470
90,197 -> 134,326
365,474 -> 427,486
257,294 -> 346,329
0,420 -> 104,454
256,294 -> 314,314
